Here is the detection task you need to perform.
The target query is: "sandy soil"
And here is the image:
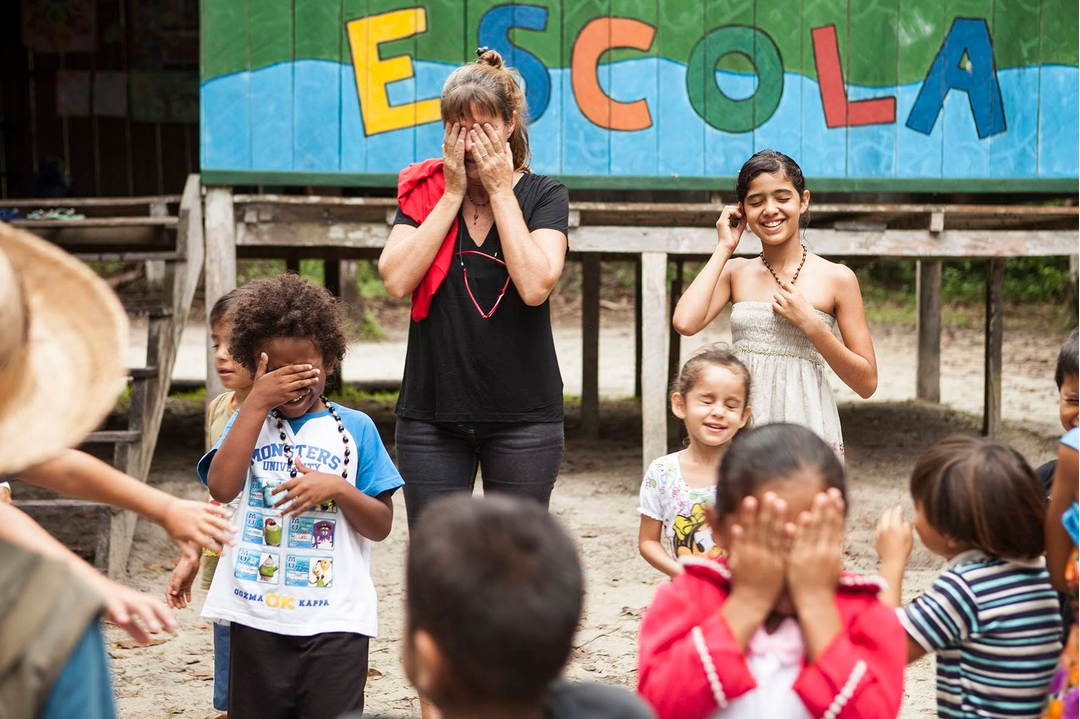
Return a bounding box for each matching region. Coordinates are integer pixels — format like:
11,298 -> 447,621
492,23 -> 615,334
77,312 -> 1068,718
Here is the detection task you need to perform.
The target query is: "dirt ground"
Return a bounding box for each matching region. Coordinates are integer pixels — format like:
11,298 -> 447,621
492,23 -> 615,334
81,312 -> 1067,718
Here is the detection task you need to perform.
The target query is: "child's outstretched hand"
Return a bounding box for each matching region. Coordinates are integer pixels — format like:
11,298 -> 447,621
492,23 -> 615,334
248,352 -> 322,411
166,553 -> 200,609
875,505 -> 913,567
272,458 -> 350,520
722,492 -> 789,649
85,571 -> 178,645
875,505 -> 913,607
160,498 -> 236,561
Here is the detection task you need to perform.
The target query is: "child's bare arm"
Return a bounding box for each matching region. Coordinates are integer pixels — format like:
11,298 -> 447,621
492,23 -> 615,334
19,449 -> 235,559
875,506 -> 913,608
778,265 -> 877,398
638,516 -> 683,578
672,206 -> 744,336
0,501 -> 177,644
1046,444 -> 1078,593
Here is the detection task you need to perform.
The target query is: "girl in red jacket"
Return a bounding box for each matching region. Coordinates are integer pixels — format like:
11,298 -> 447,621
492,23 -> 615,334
638,423 -> 905,719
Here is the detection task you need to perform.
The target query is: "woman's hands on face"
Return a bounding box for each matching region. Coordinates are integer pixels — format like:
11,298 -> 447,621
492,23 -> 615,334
443,123 -> 467,197
470,123 -> 514,197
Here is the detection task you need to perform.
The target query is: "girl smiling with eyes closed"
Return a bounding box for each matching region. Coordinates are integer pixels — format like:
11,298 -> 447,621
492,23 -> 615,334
672,150 -> 878,460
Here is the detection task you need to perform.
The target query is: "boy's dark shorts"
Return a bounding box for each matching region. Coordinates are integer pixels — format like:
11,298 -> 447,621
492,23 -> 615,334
228,623 -> 369,719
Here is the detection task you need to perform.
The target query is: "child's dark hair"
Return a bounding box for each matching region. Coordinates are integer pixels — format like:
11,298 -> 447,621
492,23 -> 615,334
716,424 -> 844,518
228,273 -> 348,375
910,435 -> 1045,559
674,345 -> 752,407
406,495 -> 583,704
1055,327 -> 1078,389
208,285 -> 251,330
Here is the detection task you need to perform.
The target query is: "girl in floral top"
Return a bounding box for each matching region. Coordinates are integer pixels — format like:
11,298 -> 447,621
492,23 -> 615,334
638,347 -> 752,577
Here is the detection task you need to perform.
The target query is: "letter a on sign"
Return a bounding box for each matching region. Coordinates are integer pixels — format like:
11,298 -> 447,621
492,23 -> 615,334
906,18 -> 1006,138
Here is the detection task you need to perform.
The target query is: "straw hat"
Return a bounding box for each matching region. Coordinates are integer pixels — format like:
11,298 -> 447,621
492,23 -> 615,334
0,222 -> 128,475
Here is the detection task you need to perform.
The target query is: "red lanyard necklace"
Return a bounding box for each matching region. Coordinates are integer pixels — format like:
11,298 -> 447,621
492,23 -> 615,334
456,249 -> 510,319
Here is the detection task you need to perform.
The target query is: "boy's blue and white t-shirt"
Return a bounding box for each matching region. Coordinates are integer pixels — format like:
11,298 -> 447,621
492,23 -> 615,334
197,405 -> 403,638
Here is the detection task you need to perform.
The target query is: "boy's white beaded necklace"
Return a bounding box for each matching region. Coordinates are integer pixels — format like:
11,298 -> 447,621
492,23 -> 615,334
271,395 -> 351,480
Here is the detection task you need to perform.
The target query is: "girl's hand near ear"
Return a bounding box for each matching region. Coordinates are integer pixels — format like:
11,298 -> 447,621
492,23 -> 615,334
721,493 -> 789,649
715,205 -> 747,254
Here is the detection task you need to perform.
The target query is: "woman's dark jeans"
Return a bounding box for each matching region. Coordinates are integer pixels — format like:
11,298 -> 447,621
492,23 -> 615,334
395,417 -> 565,529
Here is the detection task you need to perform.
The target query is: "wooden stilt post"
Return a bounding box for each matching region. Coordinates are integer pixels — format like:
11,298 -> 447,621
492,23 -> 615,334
323,259 -> 343,395
204,188 -> 237,409
286,257 -> 300,274
634,256 -> 643,399
339,260 -> 360,313
641,252 -> 669,475
983,259 -> 1005,438
324,259 -> 341,296
667,259 -> 684,450
581,254 -> 601,440
916,260 -> 942,403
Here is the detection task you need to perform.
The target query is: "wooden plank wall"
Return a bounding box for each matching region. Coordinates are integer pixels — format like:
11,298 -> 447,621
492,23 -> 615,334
0,0 -> 198,199
198,0 -> 1080,188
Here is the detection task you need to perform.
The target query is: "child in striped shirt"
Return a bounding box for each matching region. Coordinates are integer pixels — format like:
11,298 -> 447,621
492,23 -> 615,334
877,435 -> 1064,719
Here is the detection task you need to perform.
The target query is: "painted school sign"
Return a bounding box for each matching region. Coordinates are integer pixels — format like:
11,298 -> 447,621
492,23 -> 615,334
200,1 -> 1079,190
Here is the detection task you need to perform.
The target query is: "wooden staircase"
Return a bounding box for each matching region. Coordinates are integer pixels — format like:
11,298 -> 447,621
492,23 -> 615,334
7,174 -> 204,576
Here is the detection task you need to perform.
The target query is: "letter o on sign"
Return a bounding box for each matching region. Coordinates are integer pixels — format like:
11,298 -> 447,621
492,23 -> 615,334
687,26 -> 784,133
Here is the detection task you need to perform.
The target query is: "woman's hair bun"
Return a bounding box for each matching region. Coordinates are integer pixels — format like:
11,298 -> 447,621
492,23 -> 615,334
475,46 -> 504,69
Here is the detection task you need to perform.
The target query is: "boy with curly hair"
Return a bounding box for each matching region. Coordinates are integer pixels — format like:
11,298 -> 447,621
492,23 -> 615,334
199,274 -> 404,718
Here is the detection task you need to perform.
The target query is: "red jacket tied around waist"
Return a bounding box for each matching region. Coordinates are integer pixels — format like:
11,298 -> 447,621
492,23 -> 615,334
637,556 -> 905,719
397,158 -> 459,322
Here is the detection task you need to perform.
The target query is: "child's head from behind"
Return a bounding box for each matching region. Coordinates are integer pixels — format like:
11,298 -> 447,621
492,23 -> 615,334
910,435 -> 1045,561
228,273 -> 348,417
735,150 -> 810,246
711,424 -> 845,614
1055,327 -> 1078,431
404,495 -> 583,713
671,347 -> 752,449
210,286 -> 254,391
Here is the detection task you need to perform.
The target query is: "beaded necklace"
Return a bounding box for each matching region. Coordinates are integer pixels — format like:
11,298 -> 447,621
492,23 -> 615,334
271,395 -> 351,481
760,244 -> 807,287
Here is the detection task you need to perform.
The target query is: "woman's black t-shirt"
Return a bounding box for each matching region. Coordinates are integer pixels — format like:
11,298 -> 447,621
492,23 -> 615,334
392,173 -> 569,423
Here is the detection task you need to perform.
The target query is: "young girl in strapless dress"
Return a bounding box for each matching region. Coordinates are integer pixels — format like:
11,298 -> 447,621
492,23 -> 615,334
672,151 -> 877,458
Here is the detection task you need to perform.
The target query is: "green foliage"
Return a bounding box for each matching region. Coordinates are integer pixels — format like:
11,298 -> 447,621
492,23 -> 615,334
852,257 -> 1072,304
328,385 -> 399,406
357,309 -> 387,341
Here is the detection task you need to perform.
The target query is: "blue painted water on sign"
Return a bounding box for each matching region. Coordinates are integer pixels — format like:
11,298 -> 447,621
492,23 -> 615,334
201,57 -> 1079,179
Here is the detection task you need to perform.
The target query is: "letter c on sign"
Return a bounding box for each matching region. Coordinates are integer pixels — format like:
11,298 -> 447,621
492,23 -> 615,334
687,25 -> 784,133
571,17 -> 656,131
